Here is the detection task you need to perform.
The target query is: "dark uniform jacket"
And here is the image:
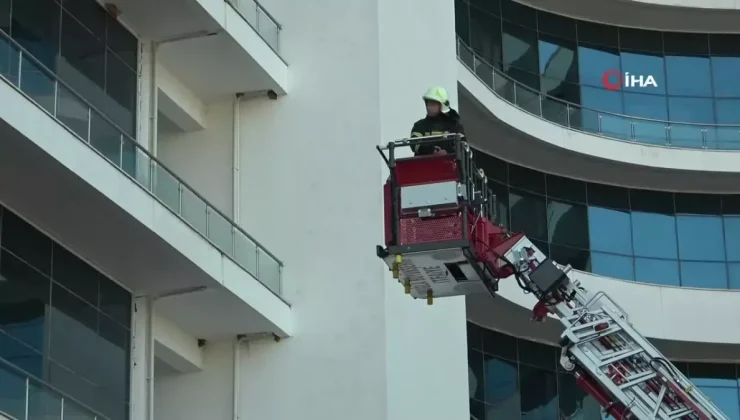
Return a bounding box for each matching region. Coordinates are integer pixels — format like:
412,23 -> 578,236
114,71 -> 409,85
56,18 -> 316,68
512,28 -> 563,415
410,109 -> 466,156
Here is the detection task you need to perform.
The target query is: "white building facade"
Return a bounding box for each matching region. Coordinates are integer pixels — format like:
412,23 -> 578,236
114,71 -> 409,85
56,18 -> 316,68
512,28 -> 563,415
1,0 -> 740,419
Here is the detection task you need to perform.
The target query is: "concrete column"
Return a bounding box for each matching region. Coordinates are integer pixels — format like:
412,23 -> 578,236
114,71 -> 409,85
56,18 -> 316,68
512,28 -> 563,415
130,296 -> 154,420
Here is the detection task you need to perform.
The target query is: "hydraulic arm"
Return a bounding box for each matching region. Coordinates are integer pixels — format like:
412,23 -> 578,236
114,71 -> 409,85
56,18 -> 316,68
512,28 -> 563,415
376,135 -> 729,420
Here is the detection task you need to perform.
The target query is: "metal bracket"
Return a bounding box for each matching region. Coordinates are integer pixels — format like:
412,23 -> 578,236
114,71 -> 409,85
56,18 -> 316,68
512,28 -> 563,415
418,208 -> 434,218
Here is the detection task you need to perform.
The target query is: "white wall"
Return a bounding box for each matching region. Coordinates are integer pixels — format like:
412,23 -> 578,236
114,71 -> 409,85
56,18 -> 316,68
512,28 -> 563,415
158,100 -> 234,217
153,0 -> 469,418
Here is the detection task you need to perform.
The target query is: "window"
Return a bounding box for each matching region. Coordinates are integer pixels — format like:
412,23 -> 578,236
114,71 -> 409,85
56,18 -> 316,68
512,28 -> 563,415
675,216 -> 725,261
591,252 -> 634,281
588,207 -> 632,255
631,212 -> 678,259
510,189 -> 547,241
10,0 -> 60,69
1,210 -> 52,275
545,175 -> 585,203
0,250 -> 50,353
538,35 -> 578,84
619,52 -> 666,95
509,164 -> 544,194
484,355 -> 521,416
469,349 -> 484,401
547,200 -> 588,249
455,0 -> 470,46
665,56 -> 712,97
519,365 -> 558,418
537,11 -> 575,40
577,45 -> 620,88
711,57 -> 740,98
619,27 -> 663,53
680,261 -> 727,288
634,257 -> 680,286
502,22 -> 538,74
470,7 -> 503,67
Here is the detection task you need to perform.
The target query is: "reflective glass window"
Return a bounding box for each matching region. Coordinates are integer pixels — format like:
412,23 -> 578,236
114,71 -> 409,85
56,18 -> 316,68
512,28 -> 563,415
577,45 -> 620,88
665,56 -> 712,97
663,32 -> 709,56
577,21 -> 618,47
675,216 -> 725,261
675,193 -> 721,215
469,349 -> 484,401
517,339 -> 557,370
510,189 -> 547,241
715,99 -> 740,124
586,183 -> 629,210
680,261 -> 727,288
470,7 -> 503,66
546,175 -> 585,203
689,363 -> 737,387
502,22 -> 538,74
509,164 -> 544,194
725,217 -> 740,262
538,34 -> 578,83
0,250 -> 50,353
0,0 -> 9,32
668,96 -> 714,124
591,252 -> 634,281
631,189 -> 674,214
482,328 -> 517,360
105,51 -> 138,134
547,200 -> 588,248
550,245 -> 590,271
619,27 -> 663,53
634,257 -> 680,286
489,180 -> 510,229
469,0 -> 501,16
10,0 -> 60,69
623,92 -> 669,146
455,0 -> 471,46
106,15 -> 138,70
711,57 -> 740,98
558,372 -> 603,419
59,9 -> 106,111
1,210 -> 52,275
63,0 -> 107,40
588,207 -> 632,255
483,355 -> 521,416
580,85 -> 623,113
619,52 -> 666,95
467,322 -> 483,350
668,97 -> 715,148
52,244 -> 100,305
500,0 -> 536,28
537,11 -> 575,40
519,365 -> 558,419
475,152 -> 508,183
727,263 -> 740,289
631,212 -> 678,259
699,387 -> 740,420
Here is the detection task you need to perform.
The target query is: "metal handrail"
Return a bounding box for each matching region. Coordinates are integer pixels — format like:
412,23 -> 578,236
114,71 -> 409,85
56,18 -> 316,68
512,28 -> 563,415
0,28 -> 284,295
225,0 -> 282,55
456,37 -> 740,149
0,356 -> 110,420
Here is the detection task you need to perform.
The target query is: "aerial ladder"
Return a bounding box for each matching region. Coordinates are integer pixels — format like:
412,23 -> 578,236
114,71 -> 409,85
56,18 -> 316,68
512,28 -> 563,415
376,134 -> 729,420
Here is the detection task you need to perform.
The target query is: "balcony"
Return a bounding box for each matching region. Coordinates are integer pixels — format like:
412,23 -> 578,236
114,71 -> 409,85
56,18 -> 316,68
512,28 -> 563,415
114,0 -> 287,100
0,30 -> 291,339
457,39 -> 740,151
0,357 -> 106,420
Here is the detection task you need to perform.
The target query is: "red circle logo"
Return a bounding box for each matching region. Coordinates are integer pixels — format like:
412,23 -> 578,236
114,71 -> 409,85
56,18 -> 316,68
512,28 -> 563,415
601,69 -> 621,91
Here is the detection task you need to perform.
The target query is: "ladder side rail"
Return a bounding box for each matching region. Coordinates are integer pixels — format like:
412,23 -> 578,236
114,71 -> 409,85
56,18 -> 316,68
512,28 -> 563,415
499,236 -> 729,420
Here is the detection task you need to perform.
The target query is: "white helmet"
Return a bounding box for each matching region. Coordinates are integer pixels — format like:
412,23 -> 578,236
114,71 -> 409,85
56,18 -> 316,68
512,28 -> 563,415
422,86 -> 451,113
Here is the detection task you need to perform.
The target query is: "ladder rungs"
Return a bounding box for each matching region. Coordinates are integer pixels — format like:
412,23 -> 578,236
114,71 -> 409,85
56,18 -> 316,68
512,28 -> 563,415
598,348 -> 644,367
619,372 -> 657,390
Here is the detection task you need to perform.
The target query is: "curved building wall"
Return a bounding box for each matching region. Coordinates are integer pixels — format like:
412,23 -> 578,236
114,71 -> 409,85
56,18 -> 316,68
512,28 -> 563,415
467,322 -> 740,419
473,150 -> 740,290
455,0 -> 740,149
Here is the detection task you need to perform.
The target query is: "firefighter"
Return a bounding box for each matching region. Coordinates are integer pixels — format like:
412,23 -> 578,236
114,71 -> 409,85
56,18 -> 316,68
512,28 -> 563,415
410,86 -> 466,156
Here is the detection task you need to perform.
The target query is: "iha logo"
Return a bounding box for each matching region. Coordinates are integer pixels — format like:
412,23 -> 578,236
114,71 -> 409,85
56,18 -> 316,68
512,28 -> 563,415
601,69 -> 658,91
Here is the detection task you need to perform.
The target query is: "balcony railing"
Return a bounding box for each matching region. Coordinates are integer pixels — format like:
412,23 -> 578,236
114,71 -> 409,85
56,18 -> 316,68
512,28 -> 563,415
226,0 -> 281,55
457,38 -> 740,151
0,30 -> 283,297
0,357 -> 109,420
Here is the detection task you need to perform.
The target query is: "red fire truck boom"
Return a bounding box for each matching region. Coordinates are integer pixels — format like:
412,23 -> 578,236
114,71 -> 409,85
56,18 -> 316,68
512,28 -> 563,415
376,134 -> 728,420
